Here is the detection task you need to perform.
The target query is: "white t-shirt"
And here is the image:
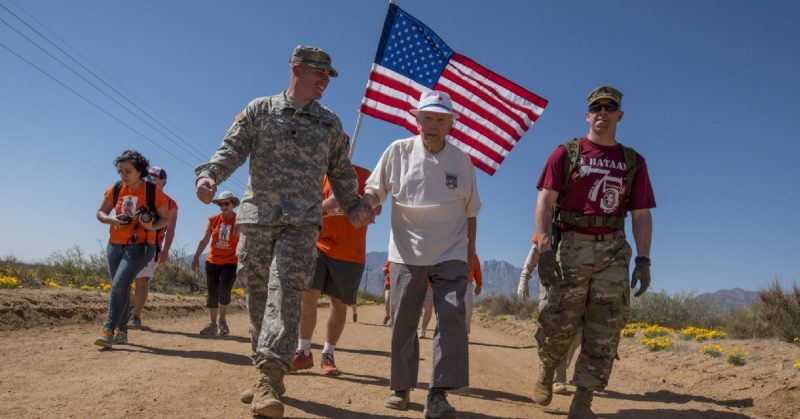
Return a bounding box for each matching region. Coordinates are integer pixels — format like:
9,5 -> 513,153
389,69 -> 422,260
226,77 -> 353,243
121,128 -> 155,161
365,136 -> 481,265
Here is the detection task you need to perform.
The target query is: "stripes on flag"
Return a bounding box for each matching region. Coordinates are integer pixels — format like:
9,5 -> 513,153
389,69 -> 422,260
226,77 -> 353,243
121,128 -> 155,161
360,4 -> 548,175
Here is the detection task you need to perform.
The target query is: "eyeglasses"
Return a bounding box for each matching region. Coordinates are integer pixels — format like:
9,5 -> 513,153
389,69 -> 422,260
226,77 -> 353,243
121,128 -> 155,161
218,201 -> 232,207
588,102 -> 620,113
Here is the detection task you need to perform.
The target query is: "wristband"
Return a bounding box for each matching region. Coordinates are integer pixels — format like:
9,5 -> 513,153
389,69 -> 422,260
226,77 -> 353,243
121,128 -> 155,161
635,256 -> 651,266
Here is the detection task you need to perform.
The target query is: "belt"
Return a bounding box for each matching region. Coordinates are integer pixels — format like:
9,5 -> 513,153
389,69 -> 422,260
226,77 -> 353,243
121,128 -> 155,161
560,230 -> 625,242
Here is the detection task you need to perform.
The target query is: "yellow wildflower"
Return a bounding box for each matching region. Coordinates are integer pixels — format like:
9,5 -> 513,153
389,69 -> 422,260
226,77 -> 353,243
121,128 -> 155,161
642,325 -> 674,338
727,348 -> 748,366
231,287 -> 245,297
46,280 -> 61,288
640,336 -> 671,351
700,343 -> 723,358
793,362 -> 800,370
0,276 -> 20,289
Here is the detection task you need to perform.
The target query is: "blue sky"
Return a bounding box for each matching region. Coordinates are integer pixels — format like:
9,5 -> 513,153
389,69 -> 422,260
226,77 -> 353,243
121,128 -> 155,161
1,0 -> 798,294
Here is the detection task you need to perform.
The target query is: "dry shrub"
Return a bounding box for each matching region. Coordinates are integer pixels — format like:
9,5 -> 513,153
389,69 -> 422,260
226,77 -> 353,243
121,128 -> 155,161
629,291 -> 726,329
725,305 -> 772,339
756,279 -> 800,342
476,294 -> 538,321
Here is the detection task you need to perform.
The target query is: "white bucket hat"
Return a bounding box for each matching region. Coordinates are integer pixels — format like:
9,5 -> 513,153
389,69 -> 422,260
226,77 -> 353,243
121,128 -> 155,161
410,90 -> 459,119
212,191 -> 240,208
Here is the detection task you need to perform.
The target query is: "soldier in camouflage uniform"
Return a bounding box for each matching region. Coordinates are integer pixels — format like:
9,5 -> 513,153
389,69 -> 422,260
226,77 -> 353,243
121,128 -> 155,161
532,86 -> 656,418
195,45 -> 374,418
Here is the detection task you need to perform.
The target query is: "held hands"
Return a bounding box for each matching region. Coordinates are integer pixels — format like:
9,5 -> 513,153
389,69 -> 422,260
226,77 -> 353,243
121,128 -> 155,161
196,178 -> 217,204
631,256 -> 651,297
538,250 -> 560,287
348,199 -> 375,227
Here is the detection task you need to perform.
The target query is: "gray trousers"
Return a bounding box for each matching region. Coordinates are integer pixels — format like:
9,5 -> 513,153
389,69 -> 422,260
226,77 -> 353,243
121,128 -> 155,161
237,224 -> 319,372
389,260 -> 469,391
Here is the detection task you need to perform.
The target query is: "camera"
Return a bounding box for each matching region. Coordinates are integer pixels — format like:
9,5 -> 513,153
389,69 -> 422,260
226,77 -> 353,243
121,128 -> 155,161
135,208 -> 156,224
118,215 -> 132,223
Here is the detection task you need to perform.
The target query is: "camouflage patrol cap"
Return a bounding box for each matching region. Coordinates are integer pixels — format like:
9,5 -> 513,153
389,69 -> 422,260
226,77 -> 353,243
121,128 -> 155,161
587,86 -> 623,106
290,45 -> 338,77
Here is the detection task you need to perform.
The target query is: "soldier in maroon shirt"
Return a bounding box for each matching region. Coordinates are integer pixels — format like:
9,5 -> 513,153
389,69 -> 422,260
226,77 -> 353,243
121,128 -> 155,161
532,86 -> 656,419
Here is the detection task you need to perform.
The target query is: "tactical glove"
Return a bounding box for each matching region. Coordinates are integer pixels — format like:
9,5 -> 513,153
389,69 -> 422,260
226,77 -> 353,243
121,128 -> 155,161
631,256 -> 651,297
538,250 -> 560,287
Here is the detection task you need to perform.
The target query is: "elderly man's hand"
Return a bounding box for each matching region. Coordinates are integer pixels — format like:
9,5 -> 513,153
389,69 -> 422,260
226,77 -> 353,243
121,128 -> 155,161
348,200 -> 375,227
195,178 -> 217,204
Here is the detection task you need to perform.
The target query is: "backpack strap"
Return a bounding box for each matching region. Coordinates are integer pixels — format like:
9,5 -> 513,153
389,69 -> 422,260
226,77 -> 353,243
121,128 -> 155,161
112,181 -> 123,207
620,143 -> 638,207
561,138 -> 581,192
144,182 -> 163,260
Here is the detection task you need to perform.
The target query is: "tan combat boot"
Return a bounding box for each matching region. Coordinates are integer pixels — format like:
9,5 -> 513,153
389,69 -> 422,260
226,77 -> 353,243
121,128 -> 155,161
240,376 -> 285,404
250,363 -> 285,418
567,387 -> 597,419
533,362 -> 556,406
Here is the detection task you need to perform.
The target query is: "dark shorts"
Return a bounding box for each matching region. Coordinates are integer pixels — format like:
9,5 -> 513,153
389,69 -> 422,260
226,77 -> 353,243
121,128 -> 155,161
308,251 -> 364,305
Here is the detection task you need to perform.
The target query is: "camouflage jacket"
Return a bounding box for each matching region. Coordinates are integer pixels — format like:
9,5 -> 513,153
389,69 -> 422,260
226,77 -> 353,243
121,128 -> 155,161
195,92 -> 359,226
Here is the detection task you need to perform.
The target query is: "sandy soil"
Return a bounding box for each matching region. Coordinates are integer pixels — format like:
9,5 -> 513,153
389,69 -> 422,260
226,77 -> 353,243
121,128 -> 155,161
0,289 -> 798,418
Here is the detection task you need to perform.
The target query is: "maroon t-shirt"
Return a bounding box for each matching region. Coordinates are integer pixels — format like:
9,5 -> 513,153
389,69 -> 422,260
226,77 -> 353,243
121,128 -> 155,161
537,137 -> 656,234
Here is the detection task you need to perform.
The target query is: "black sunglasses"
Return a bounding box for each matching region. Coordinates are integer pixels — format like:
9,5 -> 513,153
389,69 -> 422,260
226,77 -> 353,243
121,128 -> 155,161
588,102 -> 620,113
218,201 -> 232,207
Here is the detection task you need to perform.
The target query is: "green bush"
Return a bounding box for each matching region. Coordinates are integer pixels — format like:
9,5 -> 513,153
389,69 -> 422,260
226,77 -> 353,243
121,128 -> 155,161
356,290 -> 384,304
629,291 -> 725,329
476,294 -> 538,321
151,247 -> 197,294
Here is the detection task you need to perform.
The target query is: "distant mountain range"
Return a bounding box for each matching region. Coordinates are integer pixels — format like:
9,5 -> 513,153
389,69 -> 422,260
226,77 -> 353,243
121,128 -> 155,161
697,288 -> 760,311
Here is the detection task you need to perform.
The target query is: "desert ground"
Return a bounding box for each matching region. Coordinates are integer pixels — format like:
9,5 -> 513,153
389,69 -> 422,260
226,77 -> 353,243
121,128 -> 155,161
0,289 -> 798,418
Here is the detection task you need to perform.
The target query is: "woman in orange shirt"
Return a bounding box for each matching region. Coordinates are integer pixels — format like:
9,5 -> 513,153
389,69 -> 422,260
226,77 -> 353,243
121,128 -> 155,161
94,150 -> 170,348
191,191 -> 241,336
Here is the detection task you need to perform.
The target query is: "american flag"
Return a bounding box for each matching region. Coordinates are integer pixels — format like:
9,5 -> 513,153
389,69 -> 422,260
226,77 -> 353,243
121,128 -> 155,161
360,4 -> 548,175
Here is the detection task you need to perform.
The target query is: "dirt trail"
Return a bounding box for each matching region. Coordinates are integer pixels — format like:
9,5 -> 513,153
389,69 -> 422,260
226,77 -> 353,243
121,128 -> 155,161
0,291 -> 798,418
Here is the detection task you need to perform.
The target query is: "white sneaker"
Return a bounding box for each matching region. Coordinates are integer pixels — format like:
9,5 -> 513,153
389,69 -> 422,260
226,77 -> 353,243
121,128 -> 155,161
553,382 -> 569,394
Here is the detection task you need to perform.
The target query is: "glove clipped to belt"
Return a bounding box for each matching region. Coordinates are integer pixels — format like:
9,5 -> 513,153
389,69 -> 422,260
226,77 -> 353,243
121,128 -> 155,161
538,250 -> 560,287
631,256 -> 651,297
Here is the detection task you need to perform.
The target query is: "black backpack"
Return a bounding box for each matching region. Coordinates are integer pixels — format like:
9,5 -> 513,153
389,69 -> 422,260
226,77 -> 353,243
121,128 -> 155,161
112,180 -> 164,259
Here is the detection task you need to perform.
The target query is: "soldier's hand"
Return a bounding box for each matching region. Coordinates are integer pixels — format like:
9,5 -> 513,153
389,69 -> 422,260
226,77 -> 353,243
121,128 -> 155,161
195,178 -> 217,204
631,256 -> 651,297
538,250 -> 560,287
348,200 -> 374,227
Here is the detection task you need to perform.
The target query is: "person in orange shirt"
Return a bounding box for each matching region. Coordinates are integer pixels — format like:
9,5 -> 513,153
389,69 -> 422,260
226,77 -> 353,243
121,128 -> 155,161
191,191 -> 241,336
292,164 -> 381,376
128,166 -> 178,329
464,255 -> 482,334
382,260 -> 391,326
94,150 -> 170,349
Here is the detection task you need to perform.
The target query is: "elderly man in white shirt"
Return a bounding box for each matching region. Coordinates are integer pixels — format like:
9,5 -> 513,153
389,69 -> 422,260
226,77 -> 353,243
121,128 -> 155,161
360,90 -> 481,419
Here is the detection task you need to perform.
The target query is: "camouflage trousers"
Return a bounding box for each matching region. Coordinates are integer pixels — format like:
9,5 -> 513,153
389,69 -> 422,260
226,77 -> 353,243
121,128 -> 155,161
236,224 -> 320,372
536,230 -> 631,391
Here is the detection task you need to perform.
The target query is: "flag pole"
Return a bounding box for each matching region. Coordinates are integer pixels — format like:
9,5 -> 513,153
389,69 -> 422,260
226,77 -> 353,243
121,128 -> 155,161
348,111 -> 364,159
349,0 -> 394,159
